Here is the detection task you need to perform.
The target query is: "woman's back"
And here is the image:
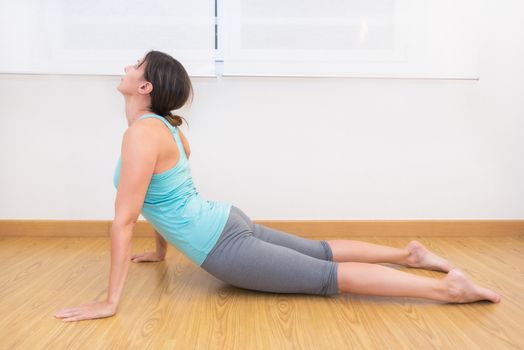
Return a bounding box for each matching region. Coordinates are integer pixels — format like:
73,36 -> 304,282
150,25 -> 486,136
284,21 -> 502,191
113,113 -> 232,266
149,117 -> 191,175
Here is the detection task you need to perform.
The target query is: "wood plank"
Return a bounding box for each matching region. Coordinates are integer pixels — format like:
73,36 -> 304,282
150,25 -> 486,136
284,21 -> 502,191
0,236 -> 522,349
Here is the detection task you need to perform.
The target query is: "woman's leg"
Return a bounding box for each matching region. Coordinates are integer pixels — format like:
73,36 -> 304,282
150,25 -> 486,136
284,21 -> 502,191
232,206 -> 454,272
327,239 -> 455,272
205,207 -> 500,302
249,219 -> 454,273
336,262 -> 501,303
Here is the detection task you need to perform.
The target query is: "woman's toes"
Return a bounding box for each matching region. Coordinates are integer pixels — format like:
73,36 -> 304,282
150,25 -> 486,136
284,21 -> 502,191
445,269 -> 501,303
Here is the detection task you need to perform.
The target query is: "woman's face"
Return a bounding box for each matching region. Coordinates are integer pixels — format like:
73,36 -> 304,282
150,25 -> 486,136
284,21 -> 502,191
117,57 -> 149,95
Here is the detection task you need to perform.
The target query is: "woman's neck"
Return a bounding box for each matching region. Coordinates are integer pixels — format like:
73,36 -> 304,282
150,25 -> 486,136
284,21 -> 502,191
124,96 -> 152,127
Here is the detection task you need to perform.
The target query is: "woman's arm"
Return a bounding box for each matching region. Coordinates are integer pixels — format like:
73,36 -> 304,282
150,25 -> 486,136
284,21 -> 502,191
107,222 -> 134,305
53,222 -> 133,322
54,121 -> 159,322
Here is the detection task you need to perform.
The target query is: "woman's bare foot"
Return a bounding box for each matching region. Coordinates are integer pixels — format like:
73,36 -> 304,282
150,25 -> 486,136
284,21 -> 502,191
405,240 -> 455,272
444,268 -> 501,303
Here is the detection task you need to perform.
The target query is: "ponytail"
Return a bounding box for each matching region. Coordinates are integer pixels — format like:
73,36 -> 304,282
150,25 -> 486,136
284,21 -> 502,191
165,111 -> 189,128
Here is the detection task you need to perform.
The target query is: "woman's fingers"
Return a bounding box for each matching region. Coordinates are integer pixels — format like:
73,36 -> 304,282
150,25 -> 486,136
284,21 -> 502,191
61,310 -> 93,322
131,252 -> 160,262
55,306 -> 85,316
54,301 -> 116,322
55,308 -> 81,318
131,252 -> 151,260
54,310 -> 72,318
55,306 -> 79,316
132,255 -> 149,262
62,316 -> 81,322
131,255 -> 148,262
55,300 -> 97,317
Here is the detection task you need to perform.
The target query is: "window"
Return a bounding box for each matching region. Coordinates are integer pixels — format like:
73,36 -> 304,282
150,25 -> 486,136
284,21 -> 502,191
219,0 -> 479,78
0,0 -> 216,76
1,0 -> 479,79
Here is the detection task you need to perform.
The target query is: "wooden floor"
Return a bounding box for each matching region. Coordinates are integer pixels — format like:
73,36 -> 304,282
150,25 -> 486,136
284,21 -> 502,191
1,235 -> 523,349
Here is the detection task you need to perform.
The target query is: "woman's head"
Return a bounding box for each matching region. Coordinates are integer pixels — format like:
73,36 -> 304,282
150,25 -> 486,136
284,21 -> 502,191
118,50 -> 193,127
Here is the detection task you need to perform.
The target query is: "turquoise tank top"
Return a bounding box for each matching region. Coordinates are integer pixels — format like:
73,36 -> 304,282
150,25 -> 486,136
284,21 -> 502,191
113,113 -> 232,266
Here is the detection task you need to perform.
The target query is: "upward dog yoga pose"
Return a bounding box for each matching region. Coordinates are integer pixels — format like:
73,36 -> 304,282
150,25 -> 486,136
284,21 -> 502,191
54,50 -> 500,322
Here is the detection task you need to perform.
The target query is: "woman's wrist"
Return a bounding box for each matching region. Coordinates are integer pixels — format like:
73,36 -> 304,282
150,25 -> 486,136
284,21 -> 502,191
105,299 -> 119,311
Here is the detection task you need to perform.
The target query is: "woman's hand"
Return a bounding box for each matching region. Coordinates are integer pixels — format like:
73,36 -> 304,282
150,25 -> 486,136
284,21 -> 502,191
131,251 -> 165,263
54,300 -> 116,322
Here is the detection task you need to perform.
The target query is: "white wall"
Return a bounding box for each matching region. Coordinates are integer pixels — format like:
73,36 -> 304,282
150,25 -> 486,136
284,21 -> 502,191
1,2 -> 523,220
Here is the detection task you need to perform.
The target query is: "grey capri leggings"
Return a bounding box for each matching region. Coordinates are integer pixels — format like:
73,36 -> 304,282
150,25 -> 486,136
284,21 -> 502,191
200,205 -> 339,296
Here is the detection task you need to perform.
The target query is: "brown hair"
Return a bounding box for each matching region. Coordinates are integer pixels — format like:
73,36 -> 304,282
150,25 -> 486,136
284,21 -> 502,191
141,50 -> 193,128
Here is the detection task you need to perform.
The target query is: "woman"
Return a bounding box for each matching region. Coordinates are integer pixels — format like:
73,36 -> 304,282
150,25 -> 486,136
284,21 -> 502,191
54,50 -> 500,322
